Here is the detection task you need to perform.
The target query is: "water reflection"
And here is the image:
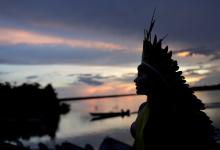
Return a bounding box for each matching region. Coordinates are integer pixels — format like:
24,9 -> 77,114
90,109 -> 131,121
54,91 -> 220,148
17,91 -> 220,149
197,91 -> 220,129
56,96 -> 145,138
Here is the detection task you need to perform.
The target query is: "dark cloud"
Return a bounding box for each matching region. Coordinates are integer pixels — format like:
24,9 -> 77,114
78,76 -> 103,86
184,70 -> 204,77
0,0 -> 219,43
118,73 -> 136,83
180,64 -> 220,86
0,44 -> 139,65
0,0 -> 220,66
0,0 -> 150,39
69,73 -> 136,86
68,74 -> 80,77
194,69 -> 220,85
26,75 -> 38,80
182,65 -> 220,82
74,74 -> 115,86
0,71 -> 8,75
183,66 -> 209,75
68,73 -> 91,77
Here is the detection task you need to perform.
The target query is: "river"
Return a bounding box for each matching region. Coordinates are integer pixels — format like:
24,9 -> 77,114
23,91 -> 220,149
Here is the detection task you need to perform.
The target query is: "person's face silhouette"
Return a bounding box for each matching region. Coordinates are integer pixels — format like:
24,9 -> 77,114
134,70 -> 149,95
134,64 -> 156,95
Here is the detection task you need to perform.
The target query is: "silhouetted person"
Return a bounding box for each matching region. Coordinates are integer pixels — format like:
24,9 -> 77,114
131,17 -> 217,150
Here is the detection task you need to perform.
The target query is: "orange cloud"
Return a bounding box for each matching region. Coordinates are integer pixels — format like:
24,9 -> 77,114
176,51 -> 191,57
82,82 -> 135,96
0,27 -> 126,51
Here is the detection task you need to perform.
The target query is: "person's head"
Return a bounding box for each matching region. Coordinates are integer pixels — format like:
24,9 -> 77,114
134,63 -> 167,95
135,17 -> 182,96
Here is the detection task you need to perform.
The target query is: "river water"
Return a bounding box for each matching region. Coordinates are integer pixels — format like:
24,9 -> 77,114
24,91 -> 220,149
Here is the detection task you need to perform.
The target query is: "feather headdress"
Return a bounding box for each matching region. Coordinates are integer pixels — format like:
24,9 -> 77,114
141,13 -> 186,85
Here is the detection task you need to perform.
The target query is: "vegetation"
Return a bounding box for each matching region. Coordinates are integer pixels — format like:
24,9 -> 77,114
0,82 -> 69,141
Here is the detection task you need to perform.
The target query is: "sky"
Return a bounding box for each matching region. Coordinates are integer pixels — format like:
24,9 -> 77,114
0,0 -> 220,98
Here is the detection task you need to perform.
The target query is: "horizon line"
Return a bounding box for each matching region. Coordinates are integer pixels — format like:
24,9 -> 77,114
58,83 -> 220,102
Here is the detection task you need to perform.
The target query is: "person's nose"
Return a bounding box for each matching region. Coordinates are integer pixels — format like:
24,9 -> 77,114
134,77 -> 138,83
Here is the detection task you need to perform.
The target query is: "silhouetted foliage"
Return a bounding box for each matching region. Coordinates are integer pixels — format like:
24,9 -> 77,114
0,82 -> 70,142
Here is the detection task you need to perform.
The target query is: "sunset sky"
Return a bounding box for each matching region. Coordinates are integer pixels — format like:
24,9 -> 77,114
0,0 -> 220,98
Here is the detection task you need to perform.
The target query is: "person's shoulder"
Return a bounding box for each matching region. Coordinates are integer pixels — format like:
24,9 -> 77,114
138,102 -> 148,113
